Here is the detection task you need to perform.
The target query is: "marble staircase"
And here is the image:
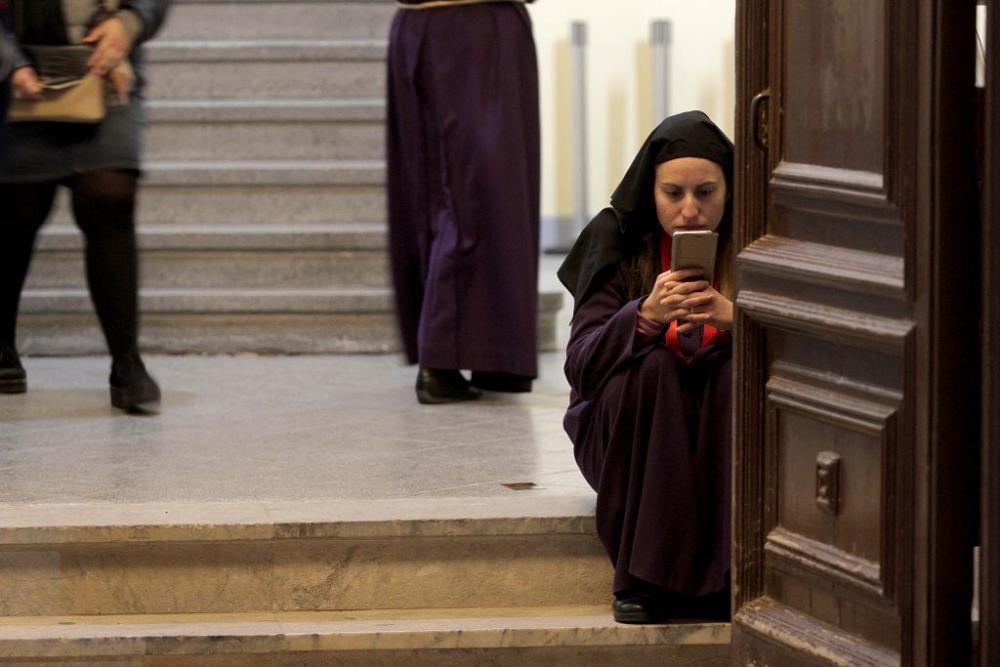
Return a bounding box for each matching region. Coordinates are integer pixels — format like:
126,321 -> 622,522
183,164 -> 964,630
0,499 -> 730,665
18,0 -> 562,355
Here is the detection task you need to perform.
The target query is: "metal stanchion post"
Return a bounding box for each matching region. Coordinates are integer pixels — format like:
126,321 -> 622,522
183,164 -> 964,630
651,20 -> 672,123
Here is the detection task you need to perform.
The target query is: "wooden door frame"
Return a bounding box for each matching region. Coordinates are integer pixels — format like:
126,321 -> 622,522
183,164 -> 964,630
914,0 -> 980,662
981,0 -> 999,664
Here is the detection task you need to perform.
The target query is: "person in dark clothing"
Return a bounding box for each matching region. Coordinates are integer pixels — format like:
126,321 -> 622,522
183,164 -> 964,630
558,111 -> 734,624
0,0 -> 169,414
386,0 -> 540,404
0,8 -> 12,130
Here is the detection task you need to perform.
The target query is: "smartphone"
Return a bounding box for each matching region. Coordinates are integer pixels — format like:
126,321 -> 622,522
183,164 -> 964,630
670,230 -> 718,279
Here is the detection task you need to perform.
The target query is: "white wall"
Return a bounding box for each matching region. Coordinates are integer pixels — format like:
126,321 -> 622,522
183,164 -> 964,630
527,0 -> 736,235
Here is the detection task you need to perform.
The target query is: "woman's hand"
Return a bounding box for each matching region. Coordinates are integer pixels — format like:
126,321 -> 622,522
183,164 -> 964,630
83,17 -> 132,76
679,285 -> 734,332
11,67 -> 43,99
640,268 -> 710,325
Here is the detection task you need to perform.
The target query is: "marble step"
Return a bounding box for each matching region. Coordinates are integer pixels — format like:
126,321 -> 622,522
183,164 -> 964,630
0,497 -> 606,618
145,39 -> 386,100
141,158 -> 385,187
16,288 -> 563,355
161,0 -> 396,41
53,159 -> 386,227
26,224 -> 389,290
50,183 -> 386,227
0,608 -> 731,666
38,223 -> 387,252
146,99 -> 385,161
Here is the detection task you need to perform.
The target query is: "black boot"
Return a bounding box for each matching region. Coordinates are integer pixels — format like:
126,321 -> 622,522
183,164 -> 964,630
470,371 -> 533,393
109,349 -> 160,415
415,368 -> 482,405
0,341 -> 26,395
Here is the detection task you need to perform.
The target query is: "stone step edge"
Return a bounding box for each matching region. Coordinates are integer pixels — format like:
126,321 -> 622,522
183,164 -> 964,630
0,495 -> 595,545
19,289 -> 563,315
147,97 -> 385,122
37,223 -> 388,252
147,39 -> 386,63
0,607 -> 730,659
142,159 -> 385,186
20,288 -> 393,314
171,0 -> 395,5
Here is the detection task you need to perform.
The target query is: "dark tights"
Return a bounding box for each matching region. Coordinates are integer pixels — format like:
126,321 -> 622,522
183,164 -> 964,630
0,170 -> 139,360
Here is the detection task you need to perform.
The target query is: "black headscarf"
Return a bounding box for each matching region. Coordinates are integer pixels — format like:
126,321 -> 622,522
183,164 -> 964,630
557,110 -> 734,310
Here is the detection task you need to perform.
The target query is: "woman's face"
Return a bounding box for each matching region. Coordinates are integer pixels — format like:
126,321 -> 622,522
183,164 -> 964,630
653,157 -> 727,236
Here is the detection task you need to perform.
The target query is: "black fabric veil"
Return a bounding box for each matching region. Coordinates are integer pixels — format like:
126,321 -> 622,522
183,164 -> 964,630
557,110 -> 734,311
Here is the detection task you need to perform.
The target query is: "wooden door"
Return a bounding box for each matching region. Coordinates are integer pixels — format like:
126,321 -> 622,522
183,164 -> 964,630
732,0 -> 981,664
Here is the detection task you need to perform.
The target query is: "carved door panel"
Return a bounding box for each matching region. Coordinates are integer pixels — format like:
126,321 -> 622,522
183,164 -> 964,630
733,1 -> 980,664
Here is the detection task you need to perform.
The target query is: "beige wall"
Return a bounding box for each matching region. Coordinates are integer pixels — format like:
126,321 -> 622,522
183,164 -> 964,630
527,0 -> 736,224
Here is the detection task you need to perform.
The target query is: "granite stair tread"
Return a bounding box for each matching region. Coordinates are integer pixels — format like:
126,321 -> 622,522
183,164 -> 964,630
147,38 -> 387,62
142,159 -> 385,186
37,223 -> 388,251
147,97 -> 386,122
0,607 -> 730,659
21,287 -> 393,314
171,0 -> 395,4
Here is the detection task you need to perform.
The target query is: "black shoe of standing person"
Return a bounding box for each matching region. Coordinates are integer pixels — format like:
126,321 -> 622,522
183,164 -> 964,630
612,591 -> 665,624
415,368 -> 482,405
470,370 -> 533,393
0,341 -> 26,394
109,350 -> 160,415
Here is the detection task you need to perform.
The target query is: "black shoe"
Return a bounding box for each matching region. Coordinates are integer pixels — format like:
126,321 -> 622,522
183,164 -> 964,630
469,371 -> 533,393
0,341 -> 26,395
415,368 -> 482,405
680,585 -> 731,621
612,593 -> 665,624
109,350 -> 160,415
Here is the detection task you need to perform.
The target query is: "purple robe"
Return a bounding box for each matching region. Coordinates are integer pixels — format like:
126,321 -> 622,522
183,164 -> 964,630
386,3 -> 540,376
564,263 -> 732,596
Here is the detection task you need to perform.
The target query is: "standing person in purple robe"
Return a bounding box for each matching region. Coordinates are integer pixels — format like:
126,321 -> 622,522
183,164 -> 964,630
386,0 -> 540,404
558,111 -> 734,623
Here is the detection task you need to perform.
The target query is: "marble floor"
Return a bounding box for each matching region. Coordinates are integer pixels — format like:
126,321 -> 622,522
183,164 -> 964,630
0,351 -> 591,506
0,254 -> 588,509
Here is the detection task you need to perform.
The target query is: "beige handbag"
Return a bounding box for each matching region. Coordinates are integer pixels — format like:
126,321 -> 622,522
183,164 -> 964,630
8,72 -> 107,123
7,1 -> 110,124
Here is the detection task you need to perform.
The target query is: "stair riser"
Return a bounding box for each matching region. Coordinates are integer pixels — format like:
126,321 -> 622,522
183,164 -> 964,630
160,3 -> 396,41
0,534 -> 610,616
147,61 -> 385,100
0,646 -> 730,666
16,310 -> 561,355
49,186 -> 387,226
146,121 -> 385,161
24,252 -> 389,290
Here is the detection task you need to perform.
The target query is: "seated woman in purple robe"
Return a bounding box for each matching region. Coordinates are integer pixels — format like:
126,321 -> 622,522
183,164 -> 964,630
558,111 -> 734,624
